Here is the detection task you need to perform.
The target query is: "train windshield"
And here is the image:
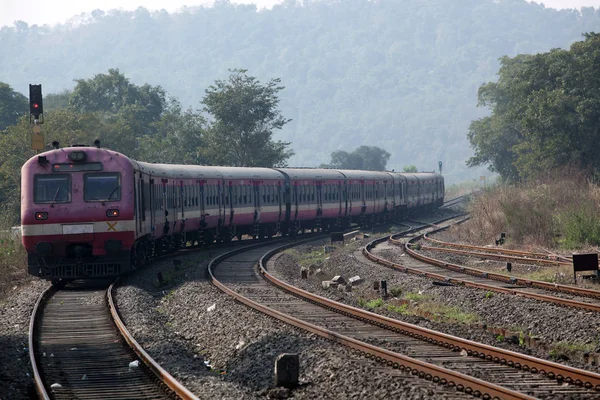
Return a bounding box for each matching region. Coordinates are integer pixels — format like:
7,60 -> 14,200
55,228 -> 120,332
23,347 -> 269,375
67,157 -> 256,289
34,175 -> 71,203
84,173 -> 121,202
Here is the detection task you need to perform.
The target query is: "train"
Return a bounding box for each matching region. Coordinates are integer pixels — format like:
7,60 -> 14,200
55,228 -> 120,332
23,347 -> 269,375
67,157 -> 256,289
21,144 -> 444,282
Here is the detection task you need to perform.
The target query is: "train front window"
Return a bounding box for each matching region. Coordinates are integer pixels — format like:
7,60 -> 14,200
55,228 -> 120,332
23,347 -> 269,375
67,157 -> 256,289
84,173 -> 121,201
34,175 -> 71,203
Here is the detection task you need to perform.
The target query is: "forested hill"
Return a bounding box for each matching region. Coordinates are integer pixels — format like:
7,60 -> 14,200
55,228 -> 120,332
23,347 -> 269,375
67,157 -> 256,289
1,0 -> 599,182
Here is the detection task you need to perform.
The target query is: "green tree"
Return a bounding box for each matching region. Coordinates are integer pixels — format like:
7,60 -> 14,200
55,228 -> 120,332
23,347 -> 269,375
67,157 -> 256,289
325,146 -> 391,170
402,165 -> 418,173
45,90 -> 72,111
0,82 -> 27,131
468,33 -> 600,181
69,68 -> 166,125
354,145 -> 391,170
201,69 -> 293,167
329,150 -> 363,169
138,98 -> 206,164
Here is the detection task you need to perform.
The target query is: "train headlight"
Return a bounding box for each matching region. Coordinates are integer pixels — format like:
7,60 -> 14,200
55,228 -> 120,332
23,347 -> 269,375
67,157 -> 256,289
35,212 -> 48,220
106,209 -> 119,217
68,151 -> 87,162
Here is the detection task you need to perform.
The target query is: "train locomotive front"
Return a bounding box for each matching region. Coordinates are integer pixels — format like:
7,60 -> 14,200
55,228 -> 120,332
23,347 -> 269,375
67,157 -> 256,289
21,146 -> 135,281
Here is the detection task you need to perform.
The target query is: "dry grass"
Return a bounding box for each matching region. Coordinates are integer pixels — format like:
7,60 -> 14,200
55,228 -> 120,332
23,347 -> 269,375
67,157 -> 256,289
452,168 -> 600,250
0,234 -> 30,297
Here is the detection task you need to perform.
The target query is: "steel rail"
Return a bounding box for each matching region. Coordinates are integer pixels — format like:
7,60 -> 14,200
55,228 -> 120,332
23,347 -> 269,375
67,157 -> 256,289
208,239 -> 536,400
365,232 -> 600,313
406,221 -> 600,301
420,243 -> 571,266
108,280 -> 199,400
28,284 -> 53,400
264,242 -> 600,391
396,224 -> 600,301
424,235 -> 566,260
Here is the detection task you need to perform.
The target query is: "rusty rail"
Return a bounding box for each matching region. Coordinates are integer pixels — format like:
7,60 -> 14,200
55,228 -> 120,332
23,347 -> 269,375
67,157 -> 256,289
397,223 -> 600,301
420,243 -> 571,267
208,239 -> 536,400
108,280 -> 199,400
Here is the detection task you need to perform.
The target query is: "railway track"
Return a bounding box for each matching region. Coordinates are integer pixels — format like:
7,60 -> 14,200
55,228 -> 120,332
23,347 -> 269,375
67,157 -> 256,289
363,217 -> 600,313
29,280 -> 198,399
209,232 -> 600,399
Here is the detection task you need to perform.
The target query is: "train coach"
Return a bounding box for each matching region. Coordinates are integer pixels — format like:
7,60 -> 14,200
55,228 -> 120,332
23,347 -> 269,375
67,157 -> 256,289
21,144 -> 443,282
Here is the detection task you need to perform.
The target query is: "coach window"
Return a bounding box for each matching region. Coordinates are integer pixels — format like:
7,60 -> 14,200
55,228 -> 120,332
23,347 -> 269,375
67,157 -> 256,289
84,173 -> 120,202
34,175 -> 71,203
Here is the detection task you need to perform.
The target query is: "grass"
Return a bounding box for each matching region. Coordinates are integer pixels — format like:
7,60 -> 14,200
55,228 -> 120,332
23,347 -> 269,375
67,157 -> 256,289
418,302 -> 480,324
453,167 -> 600,249
0,235 -> 30,297
284,247 -> 328,268
549,341 -> 596,361
365,298 -> 384,309
387,303 -> 409,314
484,291 -> 494,299
403,292 -> 430,302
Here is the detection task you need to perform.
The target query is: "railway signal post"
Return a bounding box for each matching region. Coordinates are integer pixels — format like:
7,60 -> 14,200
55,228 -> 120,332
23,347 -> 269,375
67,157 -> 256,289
29,84 -> 44,151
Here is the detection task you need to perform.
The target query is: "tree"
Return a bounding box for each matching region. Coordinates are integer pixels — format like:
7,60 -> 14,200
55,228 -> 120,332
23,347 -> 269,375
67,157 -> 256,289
402,165 -> 418,173
200,69 -> 293,167
0,82 -> 27,131
354,145 -> 391,170
468,33 -> 600,181
138,98 -> 206,164
45,90 -> 72,111
329,150 -> 363,169
69,68 -> 166,125
325,145 -> 391,170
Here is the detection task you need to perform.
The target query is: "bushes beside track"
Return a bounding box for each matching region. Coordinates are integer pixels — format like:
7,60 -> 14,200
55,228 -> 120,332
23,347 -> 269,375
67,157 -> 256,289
452,168 -> 600,249
0,210 -> 29,297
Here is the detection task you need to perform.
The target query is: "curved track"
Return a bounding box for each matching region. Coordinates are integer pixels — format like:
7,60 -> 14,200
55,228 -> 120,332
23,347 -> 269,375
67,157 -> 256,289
364,218 -> 600,313
208,233 -> 600,399
29,281 -> 197,399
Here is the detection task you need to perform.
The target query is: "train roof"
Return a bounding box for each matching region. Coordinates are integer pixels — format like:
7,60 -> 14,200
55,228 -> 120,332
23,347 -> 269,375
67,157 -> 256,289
276,168 -> 345,180
134,161 -> 223,179
215,166 -> 284,180
335,169 -> 393,181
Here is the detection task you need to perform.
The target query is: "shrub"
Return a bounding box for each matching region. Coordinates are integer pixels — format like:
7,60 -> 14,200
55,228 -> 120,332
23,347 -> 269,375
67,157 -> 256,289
365,298 -> 384,309
0,236 -> 29,296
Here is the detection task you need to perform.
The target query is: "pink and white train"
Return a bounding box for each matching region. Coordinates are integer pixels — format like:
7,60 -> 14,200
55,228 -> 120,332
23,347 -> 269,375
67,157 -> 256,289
21,145 -> 444,281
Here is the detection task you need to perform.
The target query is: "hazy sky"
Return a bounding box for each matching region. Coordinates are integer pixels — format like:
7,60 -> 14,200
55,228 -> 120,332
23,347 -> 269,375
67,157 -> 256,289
0,0 -> 598,28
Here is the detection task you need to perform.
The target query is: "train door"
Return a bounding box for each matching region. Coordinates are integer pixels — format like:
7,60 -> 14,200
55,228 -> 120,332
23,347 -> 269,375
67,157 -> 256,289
252,181 -> 261,224
360,181 -> 366,214
135,172 -> 149,236
227,181 -> 234,227
135,172 -> 142,235
346,181 -> 351,216
293,182 -> 299,221
218,180 -> 225,230
199,181 -> 206,228
149,178 -> 156,236
316,181 -> 323,217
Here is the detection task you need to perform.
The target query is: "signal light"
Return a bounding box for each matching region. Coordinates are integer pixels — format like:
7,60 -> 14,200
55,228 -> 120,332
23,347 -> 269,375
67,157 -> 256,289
35,212 -> 48,220
106,209 -> 119,217
29,84 -> 44,120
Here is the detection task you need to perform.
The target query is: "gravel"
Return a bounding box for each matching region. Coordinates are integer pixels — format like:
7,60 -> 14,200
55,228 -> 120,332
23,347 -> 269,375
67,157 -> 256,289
115,247 -> 463,399
0,279 -> 48,399
270,233 -> 600,373
3,211 -> 599,398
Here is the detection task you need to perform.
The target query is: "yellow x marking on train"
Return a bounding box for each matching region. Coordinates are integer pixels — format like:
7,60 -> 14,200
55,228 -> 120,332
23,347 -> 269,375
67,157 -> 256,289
107,221 -> 117,231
